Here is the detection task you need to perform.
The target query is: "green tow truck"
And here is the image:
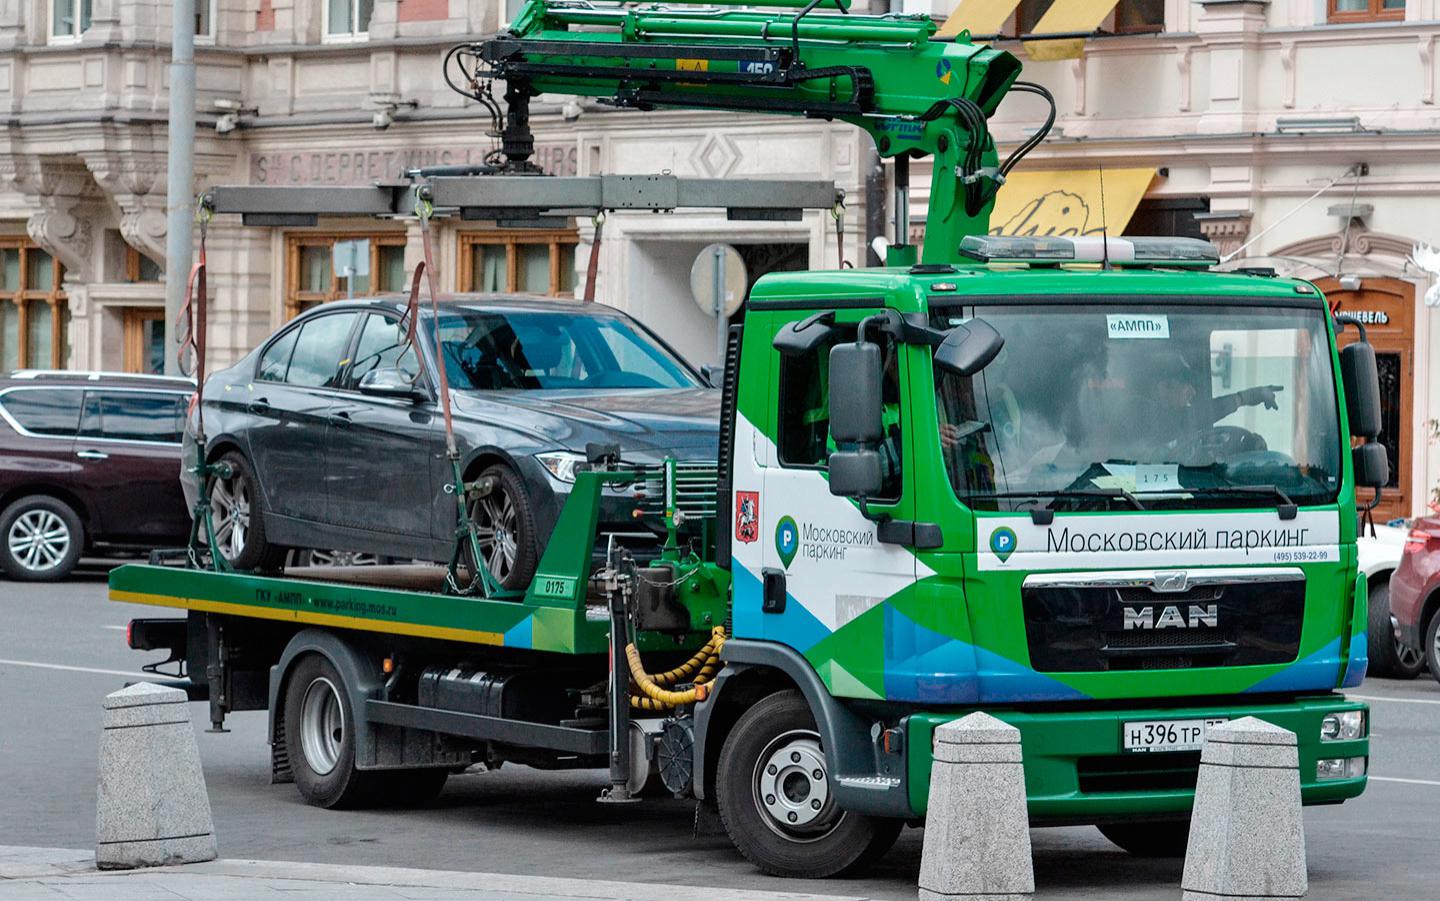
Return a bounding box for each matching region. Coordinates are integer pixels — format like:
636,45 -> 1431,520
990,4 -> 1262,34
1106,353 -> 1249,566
114,0 -> 1387,877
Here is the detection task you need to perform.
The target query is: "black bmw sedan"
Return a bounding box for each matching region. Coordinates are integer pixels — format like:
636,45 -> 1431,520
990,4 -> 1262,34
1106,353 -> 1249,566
181,296 -> 719,588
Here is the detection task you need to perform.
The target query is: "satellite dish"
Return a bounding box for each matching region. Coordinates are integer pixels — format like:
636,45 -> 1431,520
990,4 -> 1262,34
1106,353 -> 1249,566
690,244 -> 748,320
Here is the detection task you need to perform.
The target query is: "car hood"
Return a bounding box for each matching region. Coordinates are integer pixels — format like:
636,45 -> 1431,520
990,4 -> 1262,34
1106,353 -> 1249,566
450,387 -> 721,460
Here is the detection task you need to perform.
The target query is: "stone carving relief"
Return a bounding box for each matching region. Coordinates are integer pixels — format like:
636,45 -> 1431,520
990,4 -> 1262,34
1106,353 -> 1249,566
1,156 -> 103,282
85,150 -> 170,266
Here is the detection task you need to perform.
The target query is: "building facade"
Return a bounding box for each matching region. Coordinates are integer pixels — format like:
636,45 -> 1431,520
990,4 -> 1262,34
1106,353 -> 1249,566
1,0 -> 1437,515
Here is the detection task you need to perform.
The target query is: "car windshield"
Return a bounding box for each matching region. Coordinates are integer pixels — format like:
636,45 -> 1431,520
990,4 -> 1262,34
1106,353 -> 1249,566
932,302 -> 1343,511
430,307 -> 698,391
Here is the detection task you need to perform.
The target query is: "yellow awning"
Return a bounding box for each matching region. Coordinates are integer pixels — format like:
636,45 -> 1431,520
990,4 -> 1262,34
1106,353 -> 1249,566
988,168 -> 1154,237
1024,0 -> 1124,61
938,0 -> 1024,38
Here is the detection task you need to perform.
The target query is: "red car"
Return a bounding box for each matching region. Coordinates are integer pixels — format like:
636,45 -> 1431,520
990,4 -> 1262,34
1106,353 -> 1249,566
1388,514 -> 1440,685
0,370 -> 194,580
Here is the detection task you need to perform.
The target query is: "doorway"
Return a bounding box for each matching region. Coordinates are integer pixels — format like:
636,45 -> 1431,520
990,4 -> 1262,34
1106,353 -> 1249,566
1318,278 -> 1414,522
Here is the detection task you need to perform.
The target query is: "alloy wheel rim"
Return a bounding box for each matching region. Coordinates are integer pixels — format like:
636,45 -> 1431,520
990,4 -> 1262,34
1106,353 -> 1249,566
6,509 -> 71,572
471,489 -> 517,582
299,677 -> 344,776
1396,638 -> 1424,671
751,730 -> 843,842
210,472 -> 251,562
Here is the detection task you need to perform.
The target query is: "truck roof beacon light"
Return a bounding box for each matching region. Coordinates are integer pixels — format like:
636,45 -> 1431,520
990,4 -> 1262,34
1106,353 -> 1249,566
959,235 -> 1219,267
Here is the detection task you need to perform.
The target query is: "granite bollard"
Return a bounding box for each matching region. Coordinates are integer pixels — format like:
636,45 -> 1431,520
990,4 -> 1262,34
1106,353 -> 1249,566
96,682 -> 218,869
1182,717 -> 1306,901
919,711 -> 1034,901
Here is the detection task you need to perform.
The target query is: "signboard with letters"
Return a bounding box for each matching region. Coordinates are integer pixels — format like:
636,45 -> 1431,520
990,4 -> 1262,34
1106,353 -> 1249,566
248,144 -> 579,185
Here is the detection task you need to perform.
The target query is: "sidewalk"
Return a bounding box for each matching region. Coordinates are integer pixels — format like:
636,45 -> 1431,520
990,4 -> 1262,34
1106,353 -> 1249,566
0,846 -> 878,901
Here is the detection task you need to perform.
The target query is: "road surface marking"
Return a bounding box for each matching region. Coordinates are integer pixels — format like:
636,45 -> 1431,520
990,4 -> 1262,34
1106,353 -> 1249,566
102,625 -> 127,631
1351,693 -> 1440,706
1370,776 -> 1440,787
0,658 -> 148,679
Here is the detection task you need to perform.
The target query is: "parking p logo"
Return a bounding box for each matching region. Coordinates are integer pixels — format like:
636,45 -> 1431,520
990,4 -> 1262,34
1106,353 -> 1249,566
990,526 -> 1017,563
775,516 -> 799,569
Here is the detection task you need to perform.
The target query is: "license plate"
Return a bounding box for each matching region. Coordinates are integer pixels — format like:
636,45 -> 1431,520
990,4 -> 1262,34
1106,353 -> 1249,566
1122,718 -> 1228,753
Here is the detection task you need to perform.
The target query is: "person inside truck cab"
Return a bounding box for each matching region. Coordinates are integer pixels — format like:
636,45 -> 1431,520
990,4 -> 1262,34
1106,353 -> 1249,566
1142,350 -> 1282,451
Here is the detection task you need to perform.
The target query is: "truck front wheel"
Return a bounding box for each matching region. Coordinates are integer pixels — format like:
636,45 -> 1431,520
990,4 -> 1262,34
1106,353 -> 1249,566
1096,819 -> 1191,857
716,690 -> 901,877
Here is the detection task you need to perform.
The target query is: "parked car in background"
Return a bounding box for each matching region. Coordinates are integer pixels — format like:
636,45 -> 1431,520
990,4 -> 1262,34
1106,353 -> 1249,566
1358,522 -> 1425,679
0,370 -> 194,581
1389,516 -> 1440,686
184,296 -> 719,589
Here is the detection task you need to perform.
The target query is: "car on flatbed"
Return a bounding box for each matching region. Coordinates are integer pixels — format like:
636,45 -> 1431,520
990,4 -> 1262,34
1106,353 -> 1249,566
0,370 -> 193,580
183,295 -> 719,587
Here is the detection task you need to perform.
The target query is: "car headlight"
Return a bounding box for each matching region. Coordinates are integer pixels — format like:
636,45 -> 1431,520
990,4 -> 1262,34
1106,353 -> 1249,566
1320,710 -> 1365,742
536,451 -> 587,483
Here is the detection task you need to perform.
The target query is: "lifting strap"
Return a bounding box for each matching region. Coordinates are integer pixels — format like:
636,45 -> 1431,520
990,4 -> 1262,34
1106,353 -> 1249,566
832,197 -> 850,269
583,212 -> 605,303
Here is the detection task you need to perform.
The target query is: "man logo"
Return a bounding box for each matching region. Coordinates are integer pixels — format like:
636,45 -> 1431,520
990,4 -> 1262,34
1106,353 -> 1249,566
990,526 -> 1017,563
1122,604 -> 1219,630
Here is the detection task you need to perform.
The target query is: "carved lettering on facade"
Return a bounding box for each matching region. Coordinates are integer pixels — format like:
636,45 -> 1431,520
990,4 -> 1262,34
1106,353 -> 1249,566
248,144 -> 579,185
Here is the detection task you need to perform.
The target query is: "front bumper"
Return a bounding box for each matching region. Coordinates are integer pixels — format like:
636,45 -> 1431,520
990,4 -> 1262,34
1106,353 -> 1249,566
904,694 -> 1367,821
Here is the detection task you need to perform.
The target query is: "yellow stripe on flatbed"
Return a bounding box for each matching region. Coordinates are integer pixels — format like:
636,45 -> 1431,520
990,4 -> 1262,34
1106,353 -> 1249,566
110,589 -> 506,647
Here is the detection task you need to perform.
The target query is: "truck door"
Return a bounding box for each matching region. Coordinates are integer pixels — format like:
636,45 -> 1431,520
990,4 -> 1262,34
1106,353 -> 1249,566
741,313 -> 917,702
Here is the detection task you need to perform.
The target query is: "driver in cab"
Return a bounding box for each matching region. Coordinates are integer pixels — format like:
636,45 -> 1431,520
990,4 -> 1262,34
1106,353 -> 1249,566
1142,350 -> 1282,452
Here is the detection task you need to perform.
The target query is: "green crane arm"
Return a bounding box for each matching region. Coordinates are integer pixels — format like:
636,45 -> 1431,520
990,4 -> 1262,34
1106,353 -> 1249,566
457,0 -> 1033,265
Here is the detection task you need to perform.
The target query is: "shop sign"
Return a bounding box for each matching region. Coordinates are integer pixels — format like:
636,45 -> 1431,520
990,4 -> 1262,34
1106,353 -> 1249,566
249,144 -> 578,185
1342,310 -> 1389,325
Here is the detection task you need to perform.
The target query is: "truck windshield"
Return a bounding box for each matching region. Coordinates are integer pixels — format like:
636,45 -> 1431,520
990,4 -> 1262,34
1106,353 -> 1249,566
932,303 -> 1343,511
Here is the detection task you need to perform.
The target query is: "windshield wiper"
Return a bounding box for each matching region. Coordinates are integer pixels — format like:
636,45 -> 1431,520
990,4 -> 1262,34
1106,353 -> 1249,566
1164,484 -> 1299,521
959,488 -> 1145,525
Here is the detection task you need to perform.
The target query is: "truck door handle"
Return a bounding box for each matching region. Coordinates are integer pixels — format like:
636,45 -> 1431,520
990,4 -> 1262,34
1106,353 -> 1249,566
328,411 -> 352,429
762,567 -> 786,614
76,449 -> 109,461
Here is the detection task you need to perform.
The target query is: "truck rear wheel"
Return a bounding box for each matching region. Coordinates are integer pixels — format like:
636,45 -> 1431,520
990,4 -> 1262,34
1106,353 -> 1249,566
1096,819 -> 1191,857
283,654 -> 379,809
716,690 -> 901,878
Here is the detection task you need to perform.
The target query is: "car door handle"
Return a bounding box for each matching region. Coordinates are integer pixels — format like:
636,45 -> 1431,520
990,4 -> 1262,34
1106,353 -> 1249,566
247,398 -> 272,415
328,411 -> 352,429
76,449 -> 109,461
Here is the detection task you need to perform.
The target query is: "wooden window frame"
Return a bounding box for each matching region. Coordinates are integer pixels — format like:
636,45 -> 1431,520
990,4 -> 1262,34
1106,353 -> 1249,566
124,246 -> 162,283
457,230 -> 579,297
122,308 -> 167,374
1327,0 -> 1404,23
283,232 -> 407,321
0,237 -> 69,370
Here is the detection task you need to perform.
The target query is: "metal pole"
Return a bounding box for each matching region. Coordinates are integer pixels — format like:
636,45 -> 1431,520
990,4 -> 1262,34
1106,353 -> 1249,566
893,154 -> 910,249
712,245 -> 725,366
163,0 -> 198,376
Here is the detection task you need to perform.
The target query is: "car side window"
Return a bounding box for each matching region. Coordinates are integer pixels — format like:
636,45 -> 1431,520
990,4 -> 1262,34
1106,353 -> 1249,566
0,388 -> 82,437
80,391 -> 187,444
257,326 -> 300,383
347,314 -> 421,389
285,313 -> 359,389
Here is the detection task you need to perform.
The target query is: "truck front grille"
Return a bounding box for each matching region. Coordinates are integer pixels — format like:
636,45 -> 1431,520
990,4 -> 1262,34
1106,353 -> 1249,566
1077,752 -> 1202,793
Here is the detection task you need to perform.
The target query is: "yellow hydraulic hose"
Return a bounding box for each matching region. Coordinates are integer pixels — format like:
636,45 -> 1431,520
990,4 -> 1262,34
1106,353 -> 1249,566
627,625 -> 726,709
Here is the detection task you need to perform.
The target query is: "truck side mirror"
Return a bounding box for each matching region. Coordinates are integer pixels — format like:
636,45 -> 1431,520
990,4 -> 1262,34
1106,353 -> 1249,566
1339,341 -> 1382,439
1353,441 -> 1388,490
934,317 -> 1004,377
826,340 -> 884,499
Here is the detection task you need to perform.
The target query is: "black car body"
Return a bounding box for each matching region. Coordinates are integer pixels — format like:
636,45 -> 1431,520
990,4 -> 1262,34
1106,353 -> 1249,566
183,296 -> 719,581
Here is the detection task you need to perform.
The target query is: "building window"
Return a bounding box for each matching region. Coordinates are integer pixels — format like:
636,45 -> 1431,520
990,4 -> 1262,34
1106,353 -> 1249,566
123,309 -> 167,375
125,247 -> 163,283
458,231 -> 577,297
49,0 -> 92,42
0,240 -> 69,371
325,0 -> 373,39
195,0 -> 217,42
1327,0 -> 1404,22
284,234 -> 407,320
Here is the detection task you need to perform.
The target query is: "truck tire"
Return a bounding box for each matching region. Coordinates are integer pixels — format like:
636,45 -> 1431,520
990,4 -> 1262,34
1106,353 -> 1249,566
283,654 -> 380,809
466,463 -> 539,592
1096,819 -> 1191,857
716,690 -> 902,878
1367,580 -> 1424,679
0,495 -> 84,581
209,451 -> 286,573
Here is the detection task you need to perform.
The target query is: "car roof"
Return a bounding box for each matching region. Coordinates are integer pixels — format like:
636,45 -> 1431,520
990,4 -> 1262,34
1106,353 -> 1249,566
0,370 -> 195,391
298,294 -> 629,318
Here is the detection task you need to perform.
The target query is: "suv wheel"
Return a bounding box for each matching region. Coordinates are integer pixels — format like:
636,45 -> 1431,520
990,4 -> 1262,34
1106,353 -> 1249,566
208,451 -> 285,572
466,464 -> 538,591
1368,580 -> 1424,679
1426,612 -> 1440,688
0,496 -> 84,581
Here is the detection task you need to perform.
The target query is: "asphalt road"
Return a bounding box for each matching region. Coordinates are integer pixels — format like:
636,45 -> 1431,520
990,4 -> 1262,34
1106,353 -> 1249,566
3,564 -> 1437,900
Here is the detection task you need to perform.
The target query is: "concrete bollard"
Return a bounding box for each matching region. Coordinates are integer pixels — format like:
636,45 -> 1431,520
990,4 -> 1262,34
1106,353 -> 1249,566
1182,717 -> 1306,901
919,711 -> 1034,901
96,682 -> 218,869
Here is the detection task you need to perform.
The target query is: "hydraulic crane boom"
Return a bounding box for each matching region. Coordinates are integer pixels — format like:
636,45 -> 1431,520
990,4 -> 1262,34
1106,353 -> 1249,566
452,0 -> 1050,265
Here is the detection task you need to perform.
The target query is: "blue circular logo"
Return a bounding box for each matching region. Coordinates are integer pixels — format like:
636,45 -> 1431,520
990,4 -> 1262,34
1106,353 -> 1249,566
990,526 -> 1017,562
776,516 -> 799,567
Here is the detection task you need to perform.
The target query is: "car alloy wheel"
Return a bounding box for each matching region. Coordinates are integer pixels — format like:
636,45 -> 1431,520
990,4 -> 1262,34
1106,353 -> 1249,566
470,489 -> 519,584
6,509 -> 71,574
751,730 -> 844,842
209,471 -> 251,563
1395,620 -> 1425,673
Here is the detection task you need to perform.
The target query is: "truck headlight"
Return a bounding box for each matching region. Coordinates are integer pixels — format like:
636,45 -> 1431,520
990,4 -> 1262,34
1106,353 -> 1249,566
1320,710 -> 1365,742
537,451 -> 587,483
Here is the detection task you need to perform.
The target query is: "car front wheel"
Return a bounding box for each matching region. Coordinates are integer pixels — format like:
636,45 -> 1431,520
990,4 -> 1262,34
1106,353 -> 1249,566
0,495 -> 84,581
1426,611 -> 1440,688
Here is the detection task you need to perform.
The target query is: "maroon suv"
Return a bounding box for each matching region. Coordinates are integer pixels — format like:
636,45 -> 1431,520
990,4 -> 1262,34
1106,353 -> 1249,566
0,370 -> 193,581
1389,515 -> 1440,685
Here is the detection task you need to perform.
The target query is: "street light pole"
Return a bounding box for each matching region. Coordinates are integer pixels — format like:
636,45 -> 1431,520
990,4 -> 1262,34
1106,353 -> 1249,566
163,0 -> 197,376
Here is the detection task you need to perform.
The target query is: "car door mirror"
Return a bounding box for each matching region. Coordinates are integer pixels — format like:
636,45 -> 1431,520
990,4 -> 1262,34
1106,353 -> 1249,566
700,363 -> 722,388
934,317 -> 1004,377
357,368 -> 426,401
